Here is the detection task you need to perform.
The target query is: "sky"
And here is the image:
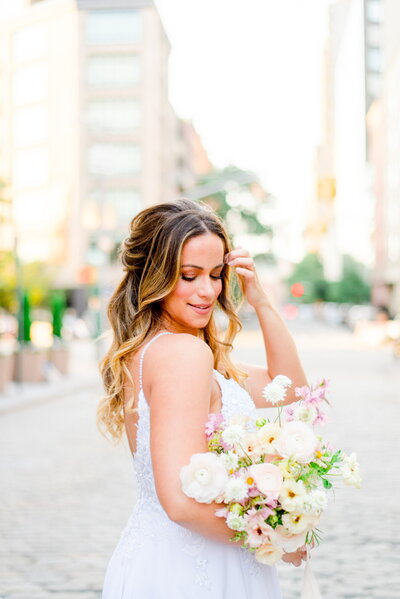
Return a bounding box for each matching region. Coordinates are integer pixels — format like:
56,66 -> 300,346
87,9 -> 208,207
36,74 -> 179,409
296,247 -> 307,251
155,0 -> 329,259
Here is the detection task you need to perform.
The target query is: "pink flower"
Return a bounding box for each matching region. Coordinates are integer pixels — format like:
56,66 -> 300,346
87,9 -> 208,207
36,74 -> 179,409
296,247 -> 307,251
205,413 -> 224,439
294,385 -> 311,402
284,405 -> 295,422
245,512 -> 273,548
314,409 -> 328,426
248,463 -> 283,499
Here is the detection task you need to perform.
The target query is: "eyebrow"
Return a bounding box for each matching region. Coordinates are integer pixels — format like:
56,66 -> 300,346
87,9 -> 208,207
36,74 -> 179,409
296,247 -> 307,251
181,263 -> 224,270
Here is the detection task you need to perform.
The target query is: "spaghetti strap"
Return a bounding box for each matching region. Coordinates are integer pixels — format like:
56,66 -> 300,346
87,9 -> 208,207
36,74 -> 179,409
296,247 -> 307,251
139,331 -> 173,394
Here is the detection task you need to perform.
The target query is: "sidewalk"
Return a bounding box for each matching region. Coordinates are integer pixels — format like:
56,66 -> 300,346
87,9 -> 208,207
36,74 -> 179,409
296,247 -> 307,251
0,339 -> 101,415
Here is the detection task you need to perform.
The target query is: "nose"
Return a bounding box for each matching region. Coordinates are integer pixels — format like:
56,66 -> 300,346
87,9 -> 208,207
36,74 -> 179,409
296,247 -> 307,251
196,276 -> 215,300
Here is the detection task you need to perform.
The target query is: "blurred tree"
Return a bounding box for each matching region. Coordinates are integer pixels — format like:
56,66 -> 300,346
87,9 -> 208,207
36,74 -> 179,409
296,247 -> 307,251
185,165 -> 274,263
287,253 -> 371,305
0,252 -> 56,312
287,253 -> 328,303
327,255 -> 370,304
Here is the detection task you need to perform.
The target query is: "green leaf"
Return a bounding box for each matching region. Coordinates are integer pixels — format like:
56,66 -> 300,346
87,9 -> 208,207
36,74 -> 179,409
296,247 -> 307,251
322,478 -> 332,489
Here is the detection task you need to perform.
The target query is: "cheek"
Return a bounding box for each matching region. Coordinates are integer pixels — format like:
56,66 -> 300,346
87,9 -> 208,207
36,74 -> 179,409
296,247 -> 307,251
215,280 -> 223,296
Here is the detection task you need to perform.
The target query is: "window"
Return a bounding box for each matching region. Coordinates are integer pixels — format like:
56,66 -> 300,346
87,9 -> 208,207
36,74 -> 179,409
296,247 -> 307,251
88,144 -> 141,177
13,147 -> 48,188
13,23 -> 48,63
89,189 -> 141,222
367,0 -> 383,24
87,55 -> 140,88
366,47 -> 382,73
87,99 -> 140,134
13,105 -> 48,147
86,10 -> 141,45
13,63 -> 48,106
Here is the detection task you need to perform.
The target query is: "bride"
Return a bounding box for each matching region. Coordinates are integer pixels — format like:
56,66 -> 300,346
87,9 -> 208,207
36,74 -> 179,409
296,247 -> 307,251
98,198 -> 307,598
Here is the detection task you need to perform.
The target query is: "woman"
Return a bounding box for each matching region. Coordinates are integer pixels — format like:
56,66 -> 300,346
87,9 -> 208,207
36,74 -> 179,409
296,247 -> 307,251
99,198 -> 307,598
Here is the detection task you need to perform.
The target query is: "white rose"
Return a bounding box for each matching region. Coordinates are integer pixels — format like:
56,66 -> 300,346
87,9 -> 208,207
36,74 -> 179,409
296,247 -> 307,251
275,421 -> 318,464
226,512 -> 246,531
180,453 -> 228,504
222,424 -> 246,445
224,477 -> 248,502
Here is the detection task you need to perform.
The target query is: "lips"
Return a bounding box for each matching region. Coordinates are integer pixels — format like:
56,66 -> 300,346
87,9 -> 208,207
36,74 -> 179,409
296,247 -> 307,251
188,303 -> 212,314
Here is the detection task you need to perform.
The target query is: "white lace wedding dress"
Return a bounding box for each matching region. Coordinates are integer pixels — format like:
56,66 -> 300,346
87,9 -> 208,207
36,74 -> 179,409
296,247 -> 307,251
102,332 -> 282,598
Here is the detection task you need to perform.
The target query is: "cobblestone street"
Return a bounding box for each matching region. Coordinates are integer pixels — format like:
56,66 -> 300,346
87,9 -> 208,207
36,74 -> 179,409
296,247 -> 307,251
1,323 -> 399,599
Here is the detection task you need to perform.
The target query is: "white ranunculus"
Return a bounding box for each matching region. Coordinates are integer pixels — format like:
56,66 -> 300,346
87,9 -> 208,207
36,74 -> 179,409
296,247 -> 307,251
340,452 -> 362,488
275,421 -> 318,464
224,477 -> 248,502
180,453 -> 228,504
226,512 -> 246,531
221,424 -> 246,445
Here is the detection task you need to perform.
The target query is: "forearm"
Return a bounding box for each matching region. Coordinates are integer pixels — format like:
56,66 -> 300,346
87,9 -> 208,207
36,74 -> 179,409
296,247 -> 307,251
255,300 -> 308,401
172,498 -> 235,545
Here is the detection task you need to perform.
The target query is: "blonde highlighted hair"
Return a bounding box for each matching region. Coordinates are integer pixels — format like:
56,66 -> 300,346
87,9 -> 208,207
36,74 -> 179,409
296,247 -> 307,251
98,198 -> 245,441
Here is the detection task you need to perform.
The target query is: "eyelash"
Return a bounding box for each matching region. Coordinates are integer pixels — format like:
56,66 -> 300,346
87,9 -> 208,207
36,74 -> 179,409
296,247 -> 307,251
181,275 -> 223,282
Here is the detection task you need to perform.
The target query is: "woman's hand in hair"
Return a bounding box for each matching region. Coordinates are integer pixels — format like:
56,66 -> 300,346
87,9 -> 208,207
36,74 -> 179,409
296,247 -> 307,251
224,247 -> 270,309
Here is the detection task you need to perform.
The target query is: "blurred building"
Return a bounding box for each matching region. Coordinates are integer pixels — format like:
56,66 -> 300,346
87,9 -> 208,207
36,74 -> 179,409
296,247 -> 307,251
0,0 -> 209,296
368,0 -> 400,314
307,0 -> 384,282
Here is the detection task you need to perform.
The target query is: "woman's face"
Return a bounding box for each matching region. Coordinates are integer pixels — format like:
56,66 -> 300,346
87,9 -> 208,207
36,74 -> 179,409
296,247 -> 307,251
161,232 -> 225,335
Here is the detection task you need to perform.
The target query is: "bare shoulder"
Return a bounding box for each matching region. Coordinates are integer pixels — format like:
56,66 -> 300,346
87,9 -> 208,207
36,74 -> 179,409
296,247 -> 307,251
147,333 -> 213,367
143,333 -> 214,392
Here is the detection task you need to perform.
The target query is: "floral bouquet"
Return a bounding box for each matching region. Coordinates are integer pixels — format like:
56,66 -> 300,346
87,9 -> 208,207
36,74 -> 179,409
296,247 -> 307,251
180,375 -> 361,567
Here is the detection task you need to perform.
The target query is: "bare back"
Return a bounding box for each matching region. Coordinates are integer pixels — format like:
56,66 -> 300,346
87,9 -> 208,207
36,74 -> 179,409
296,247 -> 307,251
123,332 -> 224,454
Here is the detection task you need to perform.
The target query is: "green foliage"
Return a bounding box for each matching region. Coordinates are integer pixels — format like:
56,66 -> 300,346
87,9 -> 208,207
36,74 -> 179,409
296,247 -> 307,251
287,253 -> 371,304
326,255 -> 371,304
0,252 -> 56,312
287,253 -> 328,303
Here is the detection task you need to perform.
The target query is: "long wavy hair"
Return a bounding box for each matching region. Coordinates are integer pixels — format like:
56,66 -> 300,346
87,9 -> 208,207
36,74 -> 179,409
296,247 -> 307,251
98,198 -> 246,441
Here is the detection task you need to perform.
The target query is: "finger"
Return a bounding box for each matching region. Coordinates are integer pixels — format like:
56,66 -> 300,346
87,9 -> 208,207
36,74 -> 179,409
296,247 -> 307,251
234,267 -> 255,279
224,248 -> 250,262
226,257 -> 254,269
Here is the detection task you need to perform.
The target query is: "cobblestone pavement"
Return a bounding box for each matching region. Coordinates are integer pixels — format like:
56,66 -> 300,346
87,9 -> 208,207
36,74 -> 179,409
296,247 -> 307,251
0,323 -> 399,598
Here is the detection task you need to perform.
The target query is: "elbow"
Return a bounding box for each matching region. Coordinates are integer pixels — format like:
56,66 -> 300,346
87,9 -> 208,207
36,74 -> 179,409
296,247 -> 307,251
160,495 -> 192,525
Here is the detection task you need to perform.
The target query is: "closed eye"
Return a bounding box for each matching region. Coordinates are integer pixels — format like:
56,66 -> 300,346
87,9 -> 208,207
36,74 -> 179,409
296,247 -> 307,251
181,274 -> 223,282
